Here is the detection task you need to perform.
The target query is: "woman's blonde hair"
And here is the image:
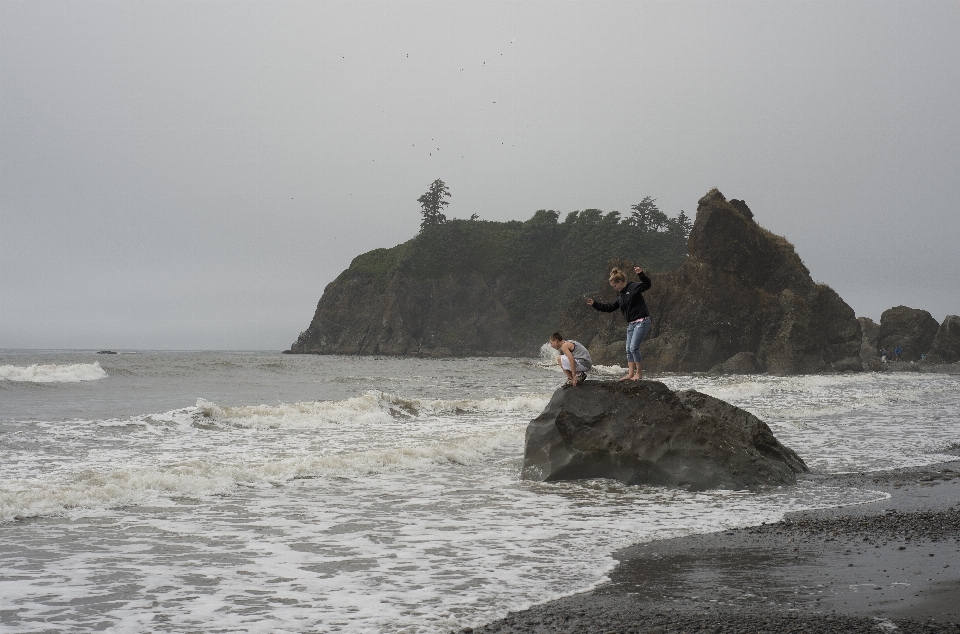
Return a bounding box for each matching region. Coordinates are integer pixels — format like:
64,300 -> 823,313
608,267 -> 626,284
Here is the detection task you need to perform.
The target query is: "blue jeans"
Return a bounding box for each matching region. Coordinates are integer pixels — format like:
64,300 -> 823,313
625,318 -> 651,363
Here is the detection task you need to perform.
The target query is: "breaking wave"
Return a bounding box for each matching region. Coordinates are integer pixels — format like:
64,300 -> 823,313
0,390 -> 553,523
0,426 -> 524,523
0,362 -> 108,383
195,391 -> 549,429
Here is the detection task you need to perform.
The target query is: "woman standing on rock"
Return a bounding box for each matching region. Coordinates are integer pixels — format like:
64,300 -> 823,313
587,266 -> 652,381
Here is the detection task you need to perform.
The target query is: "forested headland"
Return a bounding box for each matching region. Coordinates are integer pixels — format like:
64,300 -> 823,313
289,195 -> 691,356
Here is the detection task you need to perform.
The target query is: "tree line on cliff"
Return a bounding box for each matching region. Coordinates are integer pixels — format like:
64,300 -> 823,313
417,177 -> 692,241
356,179 -> 692,343
288,180 -> 692,356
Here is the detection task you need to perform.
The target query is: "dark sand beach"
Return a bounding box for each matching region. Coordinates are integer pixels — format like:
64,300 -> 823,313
466,461 -> 960,634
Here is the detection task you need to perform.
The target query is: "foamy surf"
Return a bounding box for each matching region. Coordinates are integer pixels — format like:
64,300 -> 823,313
4,351 -> 960,634
2,389 -> 551,523
0,425 -> 525,524
195,391 -> 550,429
663,371 -> 960,422
0,362 -> 108,383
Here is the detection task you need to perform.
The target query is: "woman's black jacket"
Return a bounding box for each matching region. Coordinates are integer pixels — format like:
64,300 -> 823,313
591,271 -> 652,322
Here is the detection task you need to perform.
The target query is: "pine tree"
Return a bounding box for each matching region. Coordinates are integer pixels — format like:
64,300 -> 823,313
629,196 -> 669,232
418,179 -> 451,231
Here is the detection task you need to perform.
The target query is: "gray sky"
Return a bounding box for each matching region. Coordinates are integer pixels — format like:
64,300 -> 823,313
2,0 -> 959,350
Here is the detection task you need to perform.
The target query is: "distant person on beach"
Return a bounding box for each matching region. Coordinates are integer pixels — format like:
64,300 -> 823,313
549,333 -> 592,387
587,266 -> 652,381
894,345 -> 903,362
881,348 -> 888,364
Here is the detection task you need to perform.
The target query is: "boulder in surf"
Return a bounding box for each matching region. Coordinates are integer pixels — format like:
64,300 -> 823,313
522,380 -> 806,491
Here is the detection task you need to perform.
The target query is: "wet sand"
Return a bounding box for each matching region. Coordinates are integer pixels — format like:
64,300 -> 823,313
464,461 -> 960,634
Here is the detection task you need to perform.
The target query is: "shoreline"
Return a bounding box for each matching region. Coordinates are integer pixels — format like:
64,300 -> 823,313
465,460 -> 960,634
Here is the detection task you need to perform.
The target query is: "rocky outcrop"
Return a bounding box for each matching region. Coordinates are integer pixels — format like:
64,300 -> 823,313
521,380 -> 807,491
559,189 -> 863,374
877,306 -> 940,362
931,315 -> 960,363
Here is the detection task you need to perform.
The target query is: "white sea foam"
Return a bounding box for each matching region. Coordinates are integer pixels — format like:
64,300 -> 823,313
539,342 -> 559,361
0,362 -> 107,383
0,467 -> 886,633
0,392 -> 537,524
195,391 -> 550,429
664,372 -> 959,422
590,363 -> 625,376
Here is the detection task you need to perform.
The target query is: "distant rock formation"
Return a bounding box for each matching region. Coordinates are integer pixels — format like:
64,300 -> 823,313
877,306 -> 940,362
289,186 -> 955,373
521,380 -> 807,491
931,315 -> 960,363
858,317 -> 883,371
560,189 -> 863,374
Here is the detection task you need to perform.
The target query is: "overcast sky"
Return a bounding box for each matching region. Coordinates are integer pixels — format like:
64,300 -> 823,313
2,0 -> 958,350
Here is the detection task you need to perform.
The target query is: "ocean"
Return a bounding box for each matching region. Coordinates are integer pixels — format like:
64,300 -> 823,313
1,350 -> 958,633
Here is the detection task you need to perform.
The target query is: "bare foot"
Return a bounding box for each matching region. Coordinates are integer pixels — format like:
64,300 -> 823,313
629,375 -> 642,381
619,374 -> 633,381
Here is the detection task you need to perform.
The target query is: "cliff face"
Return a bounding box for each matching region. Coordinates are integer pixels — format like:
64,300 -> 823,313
559,189 -> 863,374
289,271 -> 527,356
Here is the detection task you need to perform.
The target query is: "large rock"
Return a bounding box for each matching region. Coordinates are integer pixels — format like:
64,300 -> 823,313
521,380 -> 807,491
559,189 -> 863,374
877,306 -> 940,362
932,315 -> 960,363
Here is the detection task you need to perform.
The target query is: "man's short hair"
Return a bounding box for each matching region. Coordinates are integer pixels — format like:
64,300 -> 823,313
550,332 -> 564,342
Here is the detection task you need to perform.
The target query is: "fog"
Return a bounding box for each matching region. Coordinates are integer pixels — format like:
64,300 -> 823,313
2,0 -> 958,350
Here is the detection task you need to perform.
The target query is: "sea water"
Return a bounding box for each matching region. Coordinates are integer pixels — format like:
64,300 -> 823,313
1,350 -> 958,633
